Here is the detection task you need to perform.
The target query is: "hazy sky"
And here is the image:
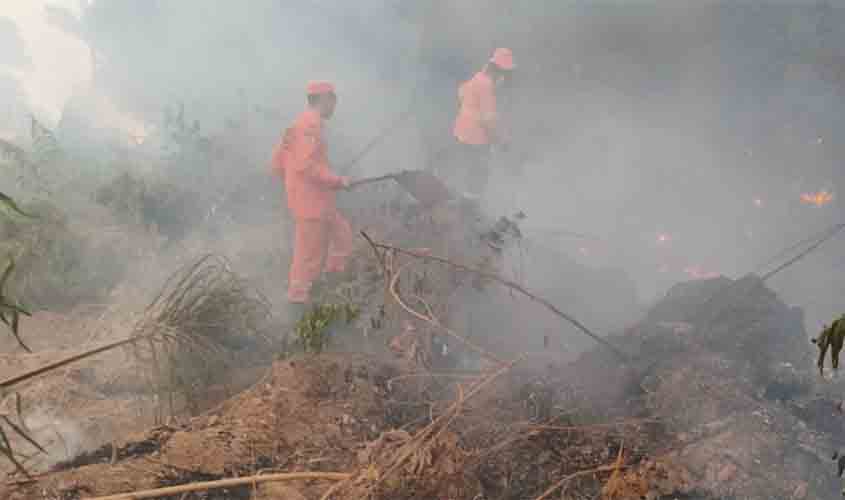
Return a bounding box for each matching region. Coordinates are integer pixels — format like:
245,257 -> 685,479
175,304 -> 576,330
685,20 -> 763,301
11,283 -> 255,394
1,0 -> 90,124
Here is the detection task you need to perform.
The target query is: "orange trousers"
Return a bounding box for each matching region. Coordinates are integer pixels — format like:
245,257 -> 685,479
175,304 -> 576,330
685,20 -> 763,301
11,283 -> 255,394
287,211 -> 353,303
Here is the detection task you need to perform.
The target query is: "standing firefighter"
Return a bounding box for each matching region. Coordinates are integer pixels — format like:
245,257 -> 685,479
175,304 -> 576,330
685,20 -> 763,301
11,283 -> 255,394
271,81 -> 352,304
452,47 -> 515,199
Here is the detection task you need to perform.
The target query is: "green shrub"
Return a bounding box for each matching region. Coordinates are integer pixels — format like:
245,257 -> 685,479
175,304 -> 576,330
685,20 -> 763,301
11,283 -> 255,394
0,200 -> 123,311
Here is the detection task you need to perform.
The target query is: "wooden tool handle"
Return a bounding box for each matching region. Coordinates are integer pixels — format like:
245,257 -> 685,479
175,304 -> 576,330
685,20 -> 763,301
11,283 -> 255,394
347,173 -> 399,189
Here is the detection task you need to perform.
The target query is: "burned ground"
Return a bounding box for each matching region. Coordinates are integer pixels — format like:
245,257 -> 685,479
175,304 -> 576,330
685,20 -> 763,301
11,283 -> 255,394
0,187 -> 840,500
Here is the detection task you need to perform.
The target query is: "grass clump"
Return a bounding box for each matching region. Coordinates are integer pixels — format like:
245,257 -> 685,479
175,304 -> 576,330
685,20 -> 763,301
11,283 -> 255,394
131,254 -> 272,414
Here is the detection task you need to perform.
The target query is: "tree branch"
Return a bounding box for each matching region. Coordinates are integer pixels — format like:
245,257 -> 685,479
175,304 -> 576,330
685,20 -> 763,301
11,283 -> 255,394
360,231 -> 629,362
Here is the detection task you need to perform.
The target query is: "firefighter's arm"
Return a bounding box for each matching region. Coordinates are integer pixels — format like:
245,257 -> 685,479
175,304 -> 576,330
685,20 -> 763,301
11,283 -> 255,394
300,122 -> 346,189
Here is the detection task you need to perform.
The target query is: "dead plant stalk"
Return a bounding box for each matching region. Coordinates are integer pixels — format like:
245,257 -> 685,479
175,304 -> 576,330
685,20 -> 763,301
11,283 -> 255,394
534,463 -> 623,500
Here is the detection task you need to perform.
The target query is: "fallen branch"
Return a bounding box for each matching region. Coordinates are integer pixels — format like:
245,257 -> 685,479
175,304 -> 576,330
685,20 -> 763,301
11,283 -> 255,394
0,334 -> 148,393
361,231 -> 629,361
386,371 -> 482,391
1,255 -> 263,394
760,223 -> 845,281
533,463 -> 622,500
87,471 -> 351,500
522,417 -> 661,433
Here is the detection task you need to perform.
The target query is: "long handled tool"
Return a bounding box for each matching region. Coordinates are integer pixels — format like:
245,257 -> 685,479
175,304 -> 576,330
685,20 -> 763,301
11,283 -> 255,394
348,169 -> 454,207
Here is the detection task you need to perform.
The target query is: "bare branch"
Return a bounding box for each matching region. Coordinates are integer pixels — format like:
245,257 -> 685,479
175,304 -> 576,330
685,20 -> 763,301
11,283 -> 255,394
360,231 -> 630,362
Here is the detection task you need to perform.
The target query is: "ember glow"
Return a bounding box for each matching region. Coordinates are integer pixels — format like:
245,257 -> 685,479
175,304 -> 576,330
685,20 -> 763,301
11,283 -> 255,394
800,191 -> 834,207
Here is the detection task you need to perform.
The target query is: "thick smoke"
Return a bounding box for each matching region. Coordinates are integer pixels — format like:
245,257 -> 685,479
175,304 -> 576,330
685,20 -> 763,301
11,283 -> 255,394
6,1 -> 845,335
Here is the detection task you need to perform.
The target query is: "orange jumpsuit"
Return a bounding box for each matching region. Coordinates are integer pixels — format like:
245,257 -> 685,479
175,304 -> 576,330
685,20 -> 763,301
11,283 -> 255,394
453,71 -> 497,146
452,71 -> 497,195
272,108 -> 352,303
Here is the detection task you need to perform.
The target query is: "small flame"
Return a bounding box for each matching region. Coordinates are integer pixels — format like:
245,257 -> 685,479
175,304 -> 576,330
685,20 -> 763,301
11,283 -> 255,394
800,191 -> 834,207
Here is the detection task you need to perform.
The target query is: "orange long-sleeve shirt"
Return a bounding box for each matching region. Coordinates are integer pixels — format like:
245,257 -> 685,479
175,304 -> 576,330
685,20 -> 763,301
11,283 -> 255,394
272,109 -> 344,220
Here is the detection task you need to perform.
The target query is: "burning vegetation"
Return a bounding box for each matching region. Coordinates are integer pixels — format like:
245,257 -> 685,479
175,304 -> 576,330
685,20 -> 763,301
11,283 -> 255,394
801,190 -> 835,207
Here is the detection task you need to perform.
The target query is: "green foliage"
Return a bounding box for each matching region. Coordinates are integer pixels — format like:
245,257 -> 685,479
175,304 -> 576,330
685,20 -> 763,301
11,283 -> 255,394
0,200 -> 122,310
0,258 -> 31,351
0,192 -> 32,351
0,192 -> 33,219
294,302 -> 360,354
94,171 -> 203,241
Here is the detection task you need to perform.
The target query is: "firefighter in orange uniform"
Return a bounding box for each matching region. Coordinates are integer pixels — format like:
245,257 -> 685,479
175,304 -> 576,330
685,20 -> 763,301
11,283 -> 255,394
271,81 -> 352,304
452,48 -> 515,199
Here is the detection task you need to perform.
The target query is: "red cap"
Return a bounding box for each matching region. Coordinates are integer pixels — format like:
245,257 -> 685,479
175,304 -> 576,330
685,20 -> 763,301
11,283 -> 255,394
306,80 -> 335,96
490,48 -> 515,70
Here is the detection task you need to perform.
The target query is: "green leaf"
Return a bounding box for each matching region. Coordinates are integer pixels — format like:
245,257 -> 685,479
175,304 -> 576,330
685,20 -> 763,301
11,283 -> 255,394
0,259 -> 13,293
0,193 -> 33,218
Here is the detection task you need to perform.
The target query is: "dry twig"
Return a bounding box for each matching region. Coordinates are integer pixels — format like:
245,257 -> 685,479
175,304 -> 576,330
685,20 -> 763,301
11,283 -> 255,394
88,471 -> 351,500
325,354 -> 525,499
533,463 -> 622,500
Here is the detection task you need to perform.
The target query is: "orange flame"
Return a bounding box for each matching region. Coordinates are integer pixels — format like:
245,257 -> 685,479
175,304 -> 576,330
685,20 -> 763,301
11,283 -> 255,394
800,191 -> 834,206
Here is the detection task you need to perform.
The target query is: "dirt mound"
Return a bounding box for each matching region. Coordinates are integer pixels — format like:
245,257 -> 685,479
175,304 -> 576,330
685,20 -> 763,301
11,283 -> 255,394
561,274 -> 840,499
5,355 -> 402,499
5,352 -> 684,500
